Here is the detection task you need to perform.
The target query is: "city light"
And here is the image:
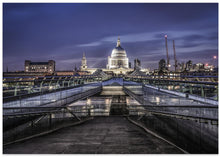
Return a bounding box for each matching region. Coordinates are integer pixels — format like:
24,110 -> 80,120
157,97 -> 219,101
213,56 -> 217,59
205,63 -> 208,66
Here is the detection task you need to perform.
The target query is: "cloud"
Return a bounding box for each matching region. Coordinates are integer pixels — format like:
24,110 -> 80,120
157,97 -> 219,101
77,41 -> 102,47
76,28 -> 216,48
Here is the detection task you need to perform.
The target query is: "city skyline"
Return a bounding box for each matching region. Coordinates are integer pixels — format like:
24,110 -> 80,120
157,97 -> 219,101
3,3 -> 218,71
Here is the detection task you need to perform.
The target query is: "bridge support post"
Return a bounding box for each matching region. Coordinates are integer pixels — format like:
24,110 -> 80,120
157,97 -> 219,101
62,81 -> 65,88
40,77 -> 46,92
201,85 -> 205,97
82,79 -> 84,84
180,84 -> 183,93
49,77 -> 54,90
14,79 -> 22,96
56,78 -> 60,89
28,87 -> 31,94
40,82 -> 43,92
67,77 -> 73,87
14,86 -> 18,96
189,86 -> 193,95
62,77 -> 67,88
72,79 -> 75,86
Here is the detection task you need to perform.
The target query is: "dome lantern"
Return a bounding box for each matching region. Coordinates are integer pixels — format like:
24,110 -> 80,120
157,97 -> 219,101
117,36 -> 121,47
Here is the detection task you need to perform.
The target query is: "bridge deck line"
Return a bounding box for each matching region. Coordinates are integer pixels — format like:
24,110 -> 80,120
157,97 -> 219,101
4,116 -> 184,154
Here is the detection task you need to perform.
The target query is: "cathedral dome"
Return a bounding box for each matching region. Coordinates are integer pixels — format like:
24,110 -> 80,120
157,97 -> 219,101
111,37 -> 127,58
107,37 -> 129,69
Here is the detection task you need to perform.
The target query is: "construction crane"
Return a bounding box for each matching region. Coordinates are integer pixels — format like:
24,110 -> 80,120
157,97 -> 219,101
173,40 -> 178,72
165,35 -> 170,70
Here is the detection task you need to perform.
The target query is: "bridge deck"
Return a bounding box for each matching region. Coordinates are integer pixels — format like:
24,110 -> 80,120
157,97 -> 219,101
4,116 -> 183,154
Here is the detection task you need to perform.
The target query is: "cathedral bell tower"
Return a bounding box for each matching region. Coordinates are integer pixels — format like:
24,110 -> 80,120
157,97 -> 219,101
80,53 -> 87,71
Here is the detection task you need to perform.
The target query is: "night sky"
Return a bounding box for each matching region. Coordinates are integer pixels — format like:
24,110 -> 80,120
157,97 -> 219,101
3,3 -> 218,71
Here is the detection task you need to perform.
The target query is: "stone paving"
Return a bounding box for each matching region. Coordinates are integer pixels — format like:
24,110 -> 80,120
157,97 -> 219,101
4,116 -> 184,154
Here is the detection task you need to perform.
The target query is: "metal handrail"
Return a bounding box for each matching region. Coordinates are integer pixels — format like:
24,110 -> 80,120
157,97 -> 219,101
127,108 -> 218,121
125,77 -> 218,85
4,110 -> 110,118
3,83 -> 102,103
128,105 -> 218,108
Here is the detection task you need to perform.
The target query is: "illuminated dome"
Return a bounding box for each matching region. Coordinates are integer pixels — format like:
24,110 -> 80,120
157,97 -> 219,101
107,37 -> 129,69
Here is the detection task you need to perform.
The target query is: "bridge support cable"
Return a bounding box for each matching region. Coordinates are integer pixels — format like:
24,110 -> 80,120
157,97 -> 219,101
66,107 -> 81,121
28,115 -> 47,127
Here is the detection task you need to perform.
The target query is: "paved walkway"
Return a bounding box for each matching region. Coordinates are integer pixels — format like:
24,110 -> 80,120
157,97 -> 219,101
4,116 -> 184,154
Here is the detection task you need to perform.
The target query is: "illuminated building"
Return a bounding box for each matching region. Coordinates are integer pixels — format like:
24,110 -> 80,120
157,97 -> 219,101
25,60 -> 55,73
80,37 -> 149,75
80,53 -> 87,71
106,37 -> 129,69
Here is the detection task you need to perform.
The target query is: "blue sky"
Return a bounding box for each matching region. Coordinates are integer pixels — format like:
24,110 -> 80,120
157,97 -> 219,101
3,3 -> 218,71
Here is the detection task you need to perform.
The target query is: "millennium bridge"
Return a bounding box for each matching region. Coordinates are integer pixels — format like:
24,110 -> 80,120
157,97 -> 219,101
3,75 -> 218,154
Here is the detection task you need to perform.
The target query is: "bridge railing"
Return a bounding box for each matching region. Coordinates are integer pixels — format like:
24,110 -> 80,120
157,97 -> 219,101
123,85 -> 218,122
3,75 -> 104,101
124,74 -> 218,82
3,84 -> 102,109
3,103 -> 111,145
123,75 -> 218,101
126,103 -> 218,153
127,104 -> 218,123
3,103 -> 112,118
